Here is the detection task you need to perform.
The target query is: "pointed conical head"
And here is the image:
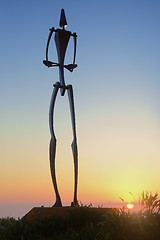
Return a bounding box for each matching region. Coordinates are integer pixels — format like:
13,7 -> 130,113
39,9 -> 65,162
59,9 -> 67,29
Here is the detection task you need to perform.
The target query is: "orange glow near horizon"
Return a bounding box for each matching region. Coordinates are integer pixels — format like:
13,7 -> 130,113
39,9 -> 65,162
1,68 -> 160,208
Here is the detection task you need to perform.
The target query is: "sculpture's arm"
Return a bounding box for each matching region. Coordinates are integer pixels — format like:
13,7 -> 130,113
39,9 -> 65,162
43,27 -> 59,68
64,32 -> 77,72
72,32 -> 77,66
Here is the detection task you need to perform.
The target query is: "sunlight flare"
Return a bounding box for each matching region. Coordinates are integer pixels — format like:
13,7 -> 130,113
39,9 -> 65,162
127,203 -> 134,209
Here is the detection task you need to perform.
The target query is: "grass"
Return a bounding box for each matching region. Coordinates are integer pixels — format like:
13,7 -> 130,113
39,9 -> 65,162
1,192 -> 160,240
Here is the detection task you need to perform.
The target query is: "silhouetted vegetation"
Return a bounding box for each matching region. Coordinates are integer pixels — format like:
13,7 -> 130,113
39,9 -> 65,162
1,192 -> 160,240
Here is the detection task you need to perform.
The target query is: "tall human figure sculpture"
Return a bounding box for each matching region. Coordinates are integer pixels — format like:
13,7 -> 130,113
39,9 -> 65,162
43,9 -> 78,207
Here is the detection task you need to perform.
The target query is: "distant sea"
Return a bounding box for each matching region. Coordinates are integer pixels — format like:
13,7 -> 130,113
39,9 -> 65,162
0,201 -> 137,219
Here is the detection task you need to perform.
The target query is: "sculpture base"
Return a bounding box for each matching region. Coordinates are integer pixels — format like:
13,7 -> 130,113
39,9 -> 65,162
22,206 -> 118,222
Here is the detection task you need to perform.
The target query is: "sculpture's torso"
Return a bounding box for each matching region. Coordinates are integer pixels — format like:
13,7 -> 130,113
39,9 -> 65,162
55,29 -> 71,96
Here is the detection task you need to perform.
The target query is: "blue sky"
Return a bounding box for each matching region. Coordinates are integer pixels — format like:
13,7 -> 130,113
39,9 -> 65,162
1,0 -> 160,218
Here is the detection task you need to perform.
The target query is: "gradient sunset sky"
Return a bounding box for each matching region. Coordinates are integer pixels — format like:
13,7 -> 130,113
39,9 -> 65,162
1,0 -> 160,217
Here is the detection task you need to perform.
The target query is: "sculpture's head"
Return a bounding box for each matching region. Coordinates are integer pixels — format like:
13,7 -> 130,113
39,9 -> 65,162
59,9 -> 67,29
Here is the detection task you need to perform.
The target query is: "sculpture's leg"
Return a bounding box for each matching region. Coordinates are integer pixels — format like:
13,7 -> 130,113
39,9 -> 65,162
49,82 -> 62,207
67,85 -> 78,206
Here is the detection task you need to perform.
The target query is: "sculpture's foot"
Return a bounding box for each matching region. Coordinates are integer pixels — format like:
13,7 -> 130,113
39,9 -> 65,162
52,200 -> 62,207
71,200 -> 79,207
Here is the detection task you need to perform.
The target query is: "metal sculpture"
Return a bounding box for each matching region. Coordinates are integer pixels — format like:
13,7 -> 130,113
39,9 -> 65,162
43,9 -> 78,207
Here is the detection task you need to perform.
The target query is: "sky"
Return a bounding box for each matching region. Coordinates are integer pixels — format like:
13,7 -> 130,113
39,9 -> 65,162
1,0 -> 160,218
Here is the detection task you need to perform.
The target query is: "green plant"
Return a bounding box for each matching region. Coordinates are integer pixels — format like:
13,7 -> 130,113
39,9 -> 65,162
140,191 -> 160,214
0,218 -> 30,240
1,195 -> 160,240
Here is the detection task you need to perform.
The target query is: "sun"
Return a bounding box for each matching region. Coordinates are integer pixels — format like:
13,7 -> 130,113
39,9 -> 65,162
127,203 -> 134,209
